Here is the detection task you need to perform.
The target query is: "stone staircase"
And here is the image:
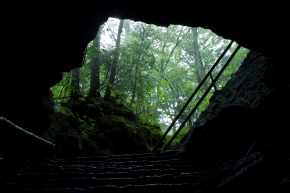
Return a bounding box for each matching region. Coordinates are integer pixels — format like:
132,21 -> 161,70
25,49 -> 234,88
0,151 -> 204,192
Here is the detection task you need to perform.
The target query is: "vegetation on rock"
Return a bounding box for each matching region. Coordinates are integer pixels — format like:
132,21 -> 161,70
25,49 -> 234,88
49,18 -> 249,156
51,97 -> 164,156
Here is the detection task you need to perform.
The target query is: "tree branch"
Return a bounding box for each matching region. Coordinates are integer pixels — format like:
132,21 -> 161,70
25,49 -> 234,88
164,28 -> 191,70
106,22 -> 117,42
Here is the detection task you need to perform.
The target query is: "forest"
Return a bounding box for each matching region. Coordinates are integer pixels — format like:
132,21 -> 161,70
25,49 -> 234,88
50,18 -> 249,155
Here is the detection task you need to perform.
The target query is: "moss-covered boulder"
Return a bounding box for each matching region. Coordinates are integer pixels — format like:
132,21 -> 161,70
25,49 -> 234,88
39,97 -> 166,157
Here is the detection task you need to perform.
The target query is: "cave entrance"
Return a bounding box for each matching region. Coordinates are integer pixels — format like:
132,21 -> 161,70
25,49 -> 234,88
50,17 -> 249,155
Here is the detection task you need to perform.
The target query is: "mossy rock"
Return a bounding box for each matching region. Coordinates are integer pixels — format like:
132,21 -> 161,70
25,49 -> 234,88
97,133 -> 106,141
100,149 -> 113,156
110,107 -> 137,121
96,115 -> 133,131
48,97 -> 166,156
55,112 -> 81,134
81,132 -> 99,156
58,135 -> 82,157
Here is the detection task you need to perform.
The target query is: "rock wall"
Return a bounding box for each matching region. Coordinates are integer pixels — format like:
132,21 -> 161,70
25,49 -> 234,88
176,51 -> 286,151
173,51 -> 290,191
1,1 -> 289,135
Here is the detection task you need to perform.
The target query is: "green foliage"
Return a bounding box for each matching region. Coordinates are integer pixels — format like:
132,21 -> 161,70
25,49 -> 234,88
51,18 -> 249,149
165,125 -> 190,148
77,115 -> 97,139
58,106 -> 75,117
51,72 -> 72,103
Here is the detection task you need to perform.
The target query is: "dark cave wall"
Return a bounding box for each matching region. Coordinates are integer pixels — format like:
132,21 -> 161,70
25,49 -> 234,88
178,51 -> 273,135
174,51 -> 290,191
0,2 -> 289,190
177,50 -> 290,153
0,1 -> 289,146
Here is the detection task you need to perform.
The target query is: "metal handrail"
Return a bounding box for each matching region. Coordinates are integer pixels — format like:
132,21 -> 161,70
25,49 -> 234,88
0,117 -> 56,147
210,73 -> 218,92
163,44 -> 241,151
152,40 -> 234,153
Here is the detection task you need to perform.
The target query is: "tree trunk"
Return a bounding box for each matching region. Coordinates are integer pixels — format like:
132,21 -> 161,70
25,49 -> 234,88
104,19 -> 124,100
192,27 -> 208,90
88,28 -> 102,99
129,57 -> 140,107
123,20 -> 131,45
70,68 -> 81,102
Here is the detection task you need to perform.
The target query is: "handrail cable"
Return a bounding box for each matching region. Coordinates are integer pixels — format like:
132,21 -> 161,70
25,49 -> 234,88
210,73 -> 218,92
0,117 -> 56,147
162,44 -> 241,151
152,40 -> 234,153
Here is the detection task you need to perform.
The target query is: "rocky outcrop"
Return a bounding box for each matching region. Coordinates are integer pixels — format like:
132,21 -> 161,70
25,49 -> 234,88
172,50 -> 290,191
176,51 -> 274,150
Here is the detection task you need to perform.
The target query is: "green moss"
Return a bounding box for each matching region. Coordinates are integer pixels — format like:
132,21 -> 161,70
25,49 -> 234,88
97,133 -> 105,140
165,126 -> 190,148
97,115 -> 134,134
100,149 -> 112,156
146,143 -> 153,152
51,97 -> 169,156
81,131 -> 99,156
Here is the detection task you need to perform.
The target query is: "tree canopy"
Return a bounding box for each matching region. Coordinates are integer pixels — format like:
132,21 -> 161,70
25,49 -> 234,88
51,17 -> 249,138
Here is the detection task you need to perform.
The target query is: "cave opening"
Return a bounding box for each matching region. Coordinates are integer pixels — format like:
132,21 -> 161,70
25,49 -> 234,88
1,2 -> 290,191
49,17 -> 251,155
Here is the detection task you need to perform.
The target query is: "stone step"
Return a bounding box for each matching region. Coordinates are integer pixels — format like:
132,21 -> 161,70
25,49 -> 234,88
20,183 -> 195,192
0,152 -> 203,192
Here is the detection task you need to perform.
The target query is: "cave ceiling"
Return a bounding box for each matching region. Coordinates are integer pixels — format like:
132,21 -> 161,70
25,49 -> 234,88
1,1 -> 289,89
